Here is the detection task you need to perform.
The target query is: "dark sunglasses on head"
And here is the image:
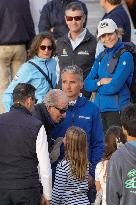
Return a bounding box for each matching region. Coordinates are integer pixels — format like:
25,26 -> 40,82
40,45 -> 53,51
65,15 -> 83,21
54,106 -> 68,114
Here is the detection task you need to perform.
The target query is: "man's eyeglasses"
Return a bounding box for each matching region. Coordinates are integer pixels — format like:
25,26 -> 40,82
40,45 -> 53,51
54,106 -> 68,114
65,15 -> 83,21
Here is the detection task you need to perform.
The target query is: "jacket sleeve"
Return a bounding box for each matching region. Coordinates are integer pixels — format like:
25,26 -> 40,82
84,55 -> 101,92
36,125 -> 52,200
2,63 -> 32,112
89,106 -> 104,177
52,161 -> 67,205
98,52 -> 134,95
106,156 -> 122,205
38,3 -> 51,32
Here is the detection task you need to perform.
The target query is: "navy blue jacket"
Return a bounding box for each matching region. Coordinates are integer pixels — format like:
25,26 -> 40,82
51,96 -> 104,178
0,0 -> 35,46
102,4 -> 131,42
38,0 -> 88,39
0,104 -> 42,189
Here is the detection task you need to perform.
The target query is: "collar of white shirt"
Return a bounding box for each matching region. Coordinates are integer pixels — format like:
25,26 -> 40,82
68,28 -> 87,50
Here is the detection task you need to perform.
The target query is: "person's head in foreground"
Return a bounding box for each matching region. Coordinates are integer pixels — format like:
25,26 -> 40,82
44,89 -> 68,124
63,126 -> 88,181
97,18 -> 123,48
13,83 -> 36,112
121,103 -> 136,141
104,125 -> 127,160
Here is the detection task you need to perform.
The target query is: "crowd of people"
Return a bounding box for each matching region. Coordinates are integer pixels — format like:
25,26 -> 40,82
0,0 -> 136,205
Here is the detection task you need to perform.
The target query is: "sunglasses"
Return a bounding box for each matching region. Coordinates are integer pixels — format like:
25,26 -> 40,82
40,45 -> 53,51
65,15 -> 83,21
31,97 -> 38,104
54,106 -> 68,114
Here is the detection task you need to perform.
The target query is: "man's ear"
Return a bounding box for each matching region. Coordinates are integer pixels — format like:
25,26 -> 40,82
122,126 -> 128,137
64,15 -> 67,24
80,81 -> 84,89
82,14 -> 86,24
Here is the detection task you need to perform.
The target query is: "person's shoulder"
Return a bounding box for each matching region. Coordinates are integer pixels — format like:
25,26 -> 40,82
85,98 -> 100,111
57,159 -> 69,169
56,34 -> 68,44
96,161 -> 103,170
110,144 -> 126,162
42,0 -> 53,9
86,29 -> 96,40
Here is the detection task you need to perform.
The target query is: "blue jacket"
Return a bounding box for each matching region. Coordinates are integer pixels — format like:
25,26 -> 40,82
84,41 -> 134,112
50,96 -> 104,177
3,56 -> 57,112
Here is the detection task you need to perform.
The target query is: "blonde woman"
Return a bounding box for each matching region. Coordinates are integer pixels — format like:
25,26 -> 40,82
52,126 -> 90,205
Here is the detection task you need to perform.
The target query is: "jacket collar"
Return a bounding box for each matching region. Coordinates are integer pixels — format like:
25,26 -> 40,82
68,96 -> 87,109
105,40 -> 124,55
10,103 -> 32,115
63,29 -> 95,44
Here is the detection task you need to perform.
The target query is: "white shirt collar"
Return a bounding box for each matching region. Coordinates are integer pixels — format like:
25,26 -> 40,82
68,28 -> 87,50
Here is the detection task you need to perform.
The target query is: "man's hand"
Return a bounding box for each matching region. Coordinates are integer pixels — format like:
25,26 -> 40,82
88,175 -> 95,188
100,78 -> 112,85
41,196 -> 50,205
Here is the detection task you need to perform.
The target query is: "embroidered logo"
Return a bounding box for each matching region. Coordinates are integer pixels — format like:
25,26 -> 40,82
124,169 -> 136,194
61,49 -> 68,56
14,74 -> 19,81
122,61 -> 127,66
78,51 -> 89,55
79,116 -> 90,120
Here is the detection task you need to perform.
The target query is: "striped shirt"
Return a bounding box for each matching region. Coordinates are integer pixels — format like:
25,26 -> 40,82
52,159 -> 90,205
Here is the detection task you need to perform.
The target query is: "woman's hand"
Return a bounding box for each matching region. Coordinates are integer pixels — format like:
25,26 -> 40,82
100,78 -> 112,85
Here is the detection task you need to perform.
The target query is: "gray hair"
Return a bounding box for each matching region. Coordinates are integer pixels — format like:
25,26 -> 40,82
61,65 -> 83,81
65,2 -> 84,14
44,89 -> 68,107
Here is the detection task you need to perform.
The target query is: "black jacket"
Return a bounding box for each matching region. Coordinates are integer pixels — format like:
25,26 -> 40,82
0,104 -> 42,189
32,103 -> 56,150
38,0 -> 88,39
0,0 -> 35,46
56,29 -> 97,86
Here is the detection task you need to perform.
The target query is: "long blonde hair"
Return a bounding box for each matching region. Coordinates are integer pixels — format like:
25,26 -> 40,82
65,126 -> 88,181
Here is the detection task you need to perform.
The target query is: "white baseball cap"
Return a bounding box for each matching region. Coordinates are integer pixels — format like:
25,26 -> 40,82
97,18 -> 118,38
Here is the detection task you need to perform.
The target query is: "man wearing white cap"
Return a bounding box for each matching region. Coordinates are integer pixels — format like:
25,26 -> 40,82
84,18 -> 134,131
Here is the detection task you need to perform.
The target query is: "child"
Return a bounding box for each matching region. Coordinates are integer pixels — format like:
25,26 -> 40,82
94,126 -> 127,205
52,126 -> 90,205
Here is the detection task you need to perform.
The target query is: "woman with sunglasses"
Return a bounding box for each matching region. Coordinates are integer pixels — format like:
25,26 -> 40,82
84,19 -> 134,132
3,32 -> 57,112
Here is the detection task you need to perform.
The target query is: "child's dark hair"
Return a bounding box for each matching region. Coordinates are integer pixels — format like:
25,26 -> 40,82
104,126 -> 127,160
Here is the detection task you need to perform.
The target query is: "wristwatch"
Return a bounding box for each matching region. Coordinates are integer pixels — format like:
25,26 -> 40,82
97,81 -> 101,86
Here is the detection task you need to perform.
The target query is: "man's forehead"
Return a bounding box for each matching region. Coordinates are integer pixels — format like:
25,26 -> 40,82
62,72 -> 80,78
65,9 -> 83,15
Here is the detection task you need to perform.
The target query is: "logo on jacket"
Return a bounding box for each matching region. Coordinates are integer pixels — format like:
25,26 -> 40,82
124,168 -> 136,194
14,74 -> 19,81
78,51 -> 89,55
61,49 -> 68,56
79,116 -> 90,120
